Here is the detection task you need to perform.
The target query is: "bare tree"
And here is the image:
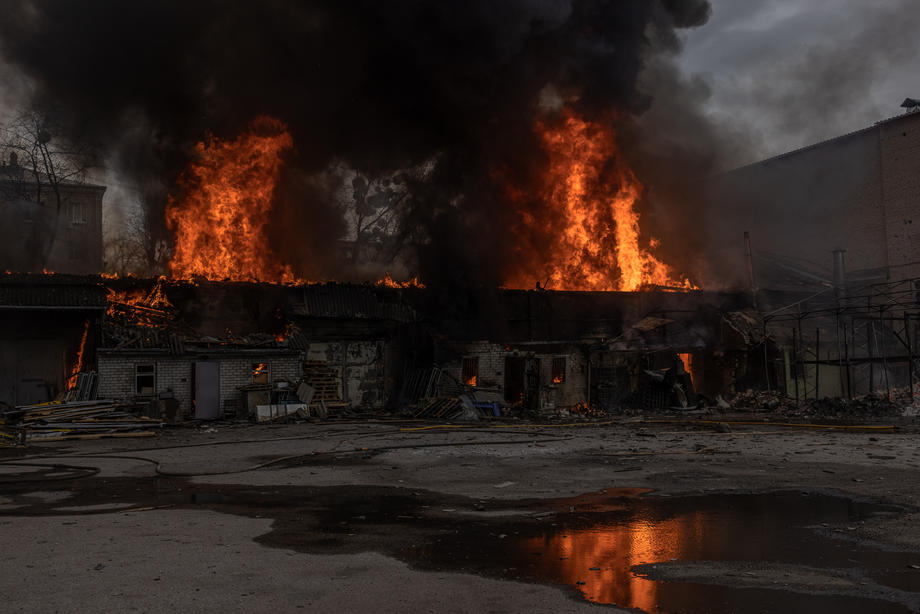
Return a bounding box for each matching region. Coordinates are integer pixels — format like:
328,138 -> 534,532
0,110 -> 95,269
103,203 -> 168,276
347,174 -> 407,265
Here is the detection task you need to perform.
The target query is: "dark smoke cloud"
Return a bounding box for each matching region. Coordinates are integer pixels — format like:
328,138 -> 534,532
0,0 -> 715,286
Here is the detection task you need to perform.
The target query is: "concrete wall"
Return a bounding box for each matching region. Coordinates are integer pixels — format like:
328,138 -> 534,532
98,352 -> 301,418
303,340 -> 386,409
708,111 -> 920,287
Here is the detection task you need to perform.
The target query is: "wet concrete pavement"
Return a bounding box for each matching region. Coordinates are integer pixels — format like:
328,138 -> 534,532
3,418 -> 920,612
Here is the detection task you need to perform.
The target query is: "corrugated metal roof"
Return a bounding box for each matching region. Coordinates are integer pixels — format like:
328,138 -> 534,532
0,274 -> 107,309
293,283 -> 417,321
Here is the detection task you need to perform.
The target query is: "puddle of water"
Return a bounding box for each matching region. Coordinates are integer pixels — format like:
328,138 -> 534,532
2,476 -> 918,613
406,491 -> 919,613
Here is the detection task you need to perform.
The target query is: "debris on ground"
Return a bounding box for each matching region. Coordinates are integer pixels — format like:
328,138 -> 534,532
0,399 -> 162,445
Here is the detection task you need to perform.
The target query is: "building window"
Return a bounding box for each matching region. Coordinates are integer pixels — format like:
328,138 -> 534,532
71,201 -> 87,224
552,356 -> 566,384
252,362 -> 270,384
135,364 -> 155,394
461,357 -> 478,387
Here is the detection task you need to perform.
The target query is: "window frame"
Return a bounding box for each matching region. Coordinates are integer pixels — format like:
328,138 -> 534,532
70,200 -> 88,225
551,356 -> 566,384
251,362 -> 271,384
135,363 -> 156,395
461,356 -> 479,387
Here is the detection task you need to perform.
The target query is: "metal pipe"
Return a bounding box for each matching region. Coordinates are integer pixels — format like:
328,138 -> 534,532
833,249 -> 847,298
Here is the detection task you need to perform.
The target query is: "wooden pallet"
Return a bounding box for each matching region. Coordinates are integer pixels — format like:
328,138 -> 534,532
303,360 -> 345,410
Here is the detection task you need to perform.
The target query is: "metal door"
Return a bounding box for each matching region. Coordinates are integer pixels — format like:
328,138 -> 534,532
194,361 -> 221,420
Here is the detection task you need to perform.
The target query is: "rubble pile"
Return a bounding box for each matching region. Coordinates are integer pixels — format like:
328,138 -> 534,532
726,390 -> 799,412
726,389 -> 907,418
802,395 -> 904,418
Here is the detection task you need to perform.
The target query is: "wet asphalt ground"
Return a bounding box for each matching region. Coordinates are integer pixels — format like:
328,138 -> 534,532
3,417 -> 920,613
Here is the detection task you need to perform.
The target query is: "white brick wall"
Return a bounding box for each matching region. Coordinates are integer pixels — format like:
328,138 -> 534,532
98,351 -> 302,419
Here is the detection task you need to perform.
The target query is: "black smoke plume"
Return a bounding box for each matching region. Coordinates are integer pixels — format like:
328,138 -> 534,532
0,0 -> 717,287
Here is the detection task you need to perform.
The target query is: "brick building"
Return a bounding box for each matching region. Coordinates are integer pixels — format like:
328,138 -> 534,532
0,153 -> 105,275
96,348 -> 302,420
708,110 -> 920,289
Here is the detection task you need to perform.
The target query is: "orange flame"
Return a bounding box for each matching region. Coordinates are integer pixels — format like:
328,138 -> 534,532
376,273 -> 426,289
106,279 -> 174,328
67,320 -> 90,389
166,116 -> 295,282
507,110 -> 694,292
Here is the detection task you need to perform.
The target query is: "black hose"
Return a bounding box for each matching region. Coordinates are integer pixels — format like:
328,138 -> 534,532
0,435 -> 570,480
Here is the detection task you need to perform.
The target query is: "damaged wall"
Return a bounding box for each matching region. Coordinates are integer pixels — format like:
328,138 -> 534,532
440,341 -> 589,411
303,341 -> 386,409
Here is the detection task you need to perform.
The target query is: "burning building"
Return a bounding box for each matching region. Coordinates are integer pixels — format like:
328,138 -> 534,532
0,273 -> 105,406
6,1 -> 914,418
0,267 -> 765,420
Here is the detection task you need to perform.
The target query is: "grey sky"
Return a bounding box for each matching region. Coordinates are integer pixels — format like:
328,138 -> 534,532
677,0 -> 920,162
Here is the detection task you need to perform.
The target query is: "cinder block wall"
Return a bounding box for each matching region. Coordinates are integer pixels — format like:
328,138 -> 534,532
217,357 -> 301,406
98,353 -> 302,418
97,354 -> 193,414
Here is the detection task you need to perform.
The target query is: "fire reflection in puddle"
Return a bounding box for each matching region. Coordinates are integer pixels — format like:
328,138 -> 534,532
409,490 -> 919,613
523,514 -> 704,608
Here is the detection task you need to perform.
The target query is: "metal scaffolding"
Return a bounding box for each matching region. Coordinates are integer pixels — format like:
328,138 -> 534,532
761,278 -> 920,401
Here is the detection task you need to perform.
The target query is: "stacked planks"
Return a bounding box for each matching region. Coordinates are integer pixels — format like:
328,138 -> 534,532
0,400 -> 161,445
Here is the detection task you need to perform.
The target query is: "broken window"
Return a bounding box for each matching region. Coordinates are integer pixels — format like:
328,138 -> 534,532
252,362 -> 270,384
135,364 -> 155,395
461,357 -> 478,387
552,356 -> 566,384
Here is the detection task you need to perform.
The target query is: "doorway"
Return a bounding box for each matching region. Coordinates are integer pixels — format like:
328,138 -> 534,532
504,356 -> 540,409
193,361 -> 221,420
